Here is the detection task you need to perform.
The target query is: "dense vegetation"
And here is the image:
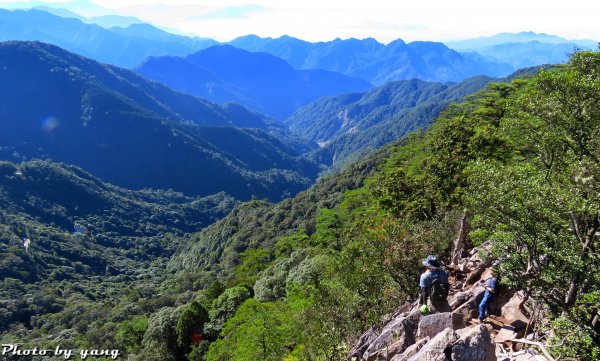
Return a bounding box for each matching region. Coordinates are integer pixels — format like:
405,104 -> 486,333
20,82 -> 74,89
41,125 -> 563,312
152,51 -> 597,360
286,68 -> 544,168
1,49 -> 597,361
286,76 -> 491,168
0,160 -> 236,351
0,41 -> 319,201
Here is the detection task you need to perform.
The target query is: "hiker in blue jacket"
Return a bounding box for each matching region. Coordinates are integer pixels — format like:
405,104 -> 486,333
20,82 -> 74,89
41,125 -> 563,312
419,255 -> 451,314
478,267 -> 498,322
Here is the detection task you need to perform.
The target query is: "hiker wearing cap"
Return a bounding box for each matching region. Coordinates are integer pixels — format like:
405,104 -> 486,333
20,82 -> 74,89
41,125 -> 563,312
478,268 -> 498,322
419,255 -> 451,314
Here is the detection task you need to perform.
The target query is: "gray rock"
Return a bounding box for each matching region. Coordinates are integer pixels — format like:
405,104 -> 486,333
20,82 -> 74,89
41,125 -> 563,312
350,327 -> 379,359
406,328 -> 459,361
449,291 -> 471,310
453,285 -> 486,325
390,338 -> 429,361
501,291 -> 529,329
494,325 -> 518,343
363,310 -> 421,360
450,325 -> 496,361
417,312 -> 464,340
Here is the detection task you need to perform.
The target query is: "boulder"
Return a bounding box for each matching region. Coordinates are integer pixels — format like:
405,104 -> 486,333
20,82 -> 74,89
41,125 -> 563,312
363,310 -> 420,360
406,328 -> 459,361
494,325 -> 519,343
390,338 -> 429,361
501,292 -> 529,330
350,327 -> 379,359
450,325 -> 496,361
449,291 -> 472,310
368,337 -> 420,361
453,285 -> 486,325
417,312 -> 464,340
379,303 -> 414,326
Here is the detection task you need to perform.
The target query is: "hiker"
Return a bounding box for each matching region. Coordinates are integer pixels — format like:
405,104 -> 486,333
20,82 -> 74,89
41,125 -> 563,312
419,255 -> 451,314
478,267 -> 498,322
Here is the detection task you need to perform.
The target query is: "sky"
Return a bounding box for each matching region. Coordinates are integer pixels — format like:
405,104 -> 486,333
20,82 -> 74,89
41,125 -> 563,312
1,0 -> 599,43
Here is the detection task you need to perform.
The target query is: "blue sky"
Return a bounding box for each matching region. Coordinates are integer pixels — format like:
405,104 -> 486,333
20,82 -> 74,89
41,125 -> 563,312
1,0 -> 598,43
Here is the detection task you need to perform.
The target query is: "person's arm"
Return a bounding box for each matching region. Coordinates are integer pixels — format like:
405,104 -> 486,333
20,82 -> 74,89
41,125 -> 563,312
419,273 -> 428,305
420,287 -> 428,305
486,278 -> 497,293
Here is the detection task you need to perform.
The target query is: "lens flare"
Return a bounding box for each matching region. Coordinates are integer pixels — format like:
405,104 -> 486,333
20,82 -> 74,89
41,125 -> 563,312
41,117 -> 60,133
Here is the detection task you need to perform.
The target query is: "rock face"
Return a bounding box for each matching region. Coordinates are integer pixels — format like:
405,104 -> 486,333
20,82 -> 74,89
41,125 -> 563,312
349,328 -> 379,359
417,312 -> 465,340
450,325 -> 497,361
494,325 -> 518,343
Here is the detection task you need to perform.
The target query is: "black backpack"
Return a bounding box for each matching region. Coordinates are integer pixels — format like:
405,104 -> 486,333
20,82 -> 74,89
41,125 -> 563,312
430,272 -> 448,304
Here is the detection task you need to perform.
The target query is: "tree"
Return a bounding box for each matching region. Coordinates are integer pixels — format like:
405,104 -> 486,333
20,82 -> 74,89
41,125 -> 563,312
116,315 -> 148,353
466,51 -> 600,359
176,301 -> 209,359
204,286 -> 251,339
206,299 -> 296,361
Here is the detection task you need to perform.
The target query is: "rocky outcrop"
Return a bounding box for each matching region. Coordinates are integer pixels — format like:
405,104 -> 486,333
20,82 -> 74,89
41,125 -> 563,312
349,328 -> 379,359
452,284 -> 486,325
389,338 -> 429,361
361,310 -> 420,360
349,245 -> 543,361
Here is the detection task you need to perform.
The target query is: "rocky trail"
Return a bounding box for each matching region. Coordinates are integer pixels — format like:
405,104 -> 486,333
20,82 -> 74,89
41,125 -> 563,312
349,243 -> 555,361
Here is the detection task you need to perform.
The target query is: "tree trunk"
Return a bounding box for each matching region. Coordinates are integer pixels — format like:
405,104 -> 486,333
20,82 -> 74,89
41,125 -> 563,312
451,212 -> 469,266
564,216 -> 599,309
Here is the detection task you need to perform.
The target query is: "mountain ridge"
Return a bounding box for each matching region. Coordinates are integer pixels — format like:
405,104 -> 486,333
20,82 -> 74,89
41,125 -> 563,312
0,40 -> 319,200
228,34 -> 514,84
136,44 -> 373,119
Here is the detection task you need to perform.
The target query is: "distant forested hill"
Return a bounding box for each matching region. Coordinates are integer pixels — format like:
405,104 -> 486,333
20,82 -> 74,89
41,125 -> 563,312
135,45 -> 372,119
0,41 -> 319,200
285,67 -> 546,168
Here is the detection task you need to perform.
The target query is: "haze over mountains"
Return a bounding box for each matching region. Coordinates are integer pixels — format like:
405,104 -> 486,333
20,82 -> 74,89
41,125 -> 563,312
0,41 -> 319,201
1,8 -> 594,82
0,8 -> 217,67
0,5 -> 596,201
228,35 -> 514,84
136,45 -> 372,119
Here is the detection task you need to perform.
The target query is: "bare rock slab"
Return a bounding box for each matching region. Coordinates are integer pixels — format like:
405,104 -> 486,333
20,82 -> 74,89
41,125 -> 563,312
417,312 -> 465,340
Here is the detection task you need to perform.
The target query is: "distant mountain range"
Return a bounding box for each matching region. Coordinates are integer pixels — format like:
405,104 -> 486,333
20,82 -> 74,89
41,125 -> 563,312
1,7 -> 595,90
228,35 -> 514,84
32,5 -> 145,28
444,31 -> 597,50
136,45 -> 373,119
444,32 -> 597,69
464,41 -> 580,69
0,41 -> 319,200
0,9 -> 217,67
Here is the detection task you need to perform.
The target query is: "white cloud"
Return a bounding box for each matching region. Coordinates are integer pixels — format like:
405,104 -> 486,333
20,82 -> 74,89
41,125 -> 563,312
1,0 -> 599,42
